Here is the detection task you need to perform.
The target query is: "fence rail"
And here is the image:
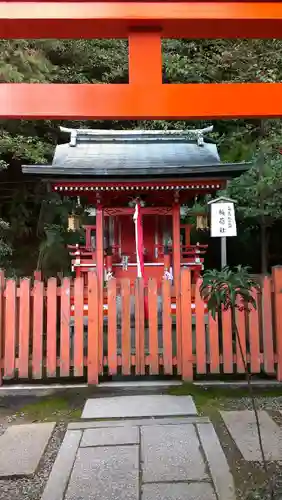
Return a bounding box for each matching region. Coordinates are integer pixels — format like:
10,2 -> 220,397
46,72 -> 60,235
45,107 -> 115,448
0,267 -> 280,384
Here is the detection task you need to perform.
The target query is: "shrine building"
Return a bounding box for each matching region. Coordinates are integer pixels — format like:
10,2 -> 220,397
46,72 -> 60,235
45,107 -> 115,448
22,126 -> 249,288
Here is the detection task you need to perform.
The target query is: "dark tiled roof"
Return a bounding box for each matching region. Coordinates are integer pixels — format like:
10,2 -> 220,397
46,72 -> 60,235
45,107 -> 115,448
22,128 -> 250,178
52,128 -> 220,172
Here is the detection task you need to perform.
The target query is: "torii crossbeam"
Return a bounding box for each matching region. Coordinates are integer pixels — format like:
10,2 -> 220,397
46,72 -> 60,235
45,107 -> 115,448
1,2 -> 282,120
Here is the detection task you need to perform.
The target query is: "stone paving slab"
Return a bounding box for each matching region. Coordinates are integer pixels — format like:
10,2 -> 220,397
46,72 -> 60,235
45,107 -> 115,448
197,422 -> 236,500
41,418 -> 237,500
80,426 -> 139,447
220,410 -> 282,461
0,422 -> 55,478
142,483 -> 217,500
41,430 -> 82,500
81,395 -> 197,419
65,445 -> 139,500
141,424 -> 208,482
69,415 -> 210,430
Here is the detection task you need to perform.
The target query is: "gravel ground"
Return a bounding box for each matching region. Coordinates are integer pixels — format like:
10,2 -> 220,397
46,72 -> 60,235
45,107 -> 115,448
1,390 -> 282,499
207,396 -> 282,500
217,395 -> 282,412
0,422 -> 66,500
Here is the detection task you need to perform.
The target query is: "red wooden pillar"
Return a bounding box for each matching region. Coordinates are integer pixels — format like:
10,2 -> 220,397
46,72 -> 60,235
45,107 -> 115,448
0,270 -> 4,385
128,30 -> 162,85
172,201 -> 182,373
164,253 -> 170,272
34,270 -> 42,281
273,266 -> 282,380
185,225 -> 191,246
96,205 -> 104,372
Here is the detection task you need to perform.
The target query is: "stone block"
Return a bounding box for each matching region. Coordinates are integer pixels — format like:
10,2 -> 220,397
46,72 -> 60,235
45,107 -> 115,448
141,424 -> 207,482
68,416 -> 210,431
197,422 -> 236,500
220,410 -> 282,461
0,422 -> 55,478
81,426 -> 139,447
142,483 -> 216,500
81,395 -> 197,419
41,430 -> 82,500
65,445 -> 139,500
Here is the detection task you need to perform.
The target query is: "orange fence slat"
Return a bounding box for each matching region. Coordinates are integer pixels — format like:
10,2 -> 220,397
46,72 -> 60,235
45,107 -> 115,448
261,277 -> 275,374
88,272 -> 99,384
121,279 -> 131,375
32,280 -> 43,379
60,278 -> 71,377
273,267 -> 282,380
74,277 -> 84,377
162,279 -> 172,375
0,270 -> 5,384
180,269 -> 193,380
236,301 -> 247,373
4,279 -> 16,379
148,278 -> 158,375
107,278 -> 117,375
208,313 -> 220,374
135,278 -> 145,375
46,278 -> 57,378
33,270 -> 42,281
249,288 -> 260,373
18,278 -> 30,379
222,308 -> 233,373
2,271 -> 282,382
195,279 -> 206,374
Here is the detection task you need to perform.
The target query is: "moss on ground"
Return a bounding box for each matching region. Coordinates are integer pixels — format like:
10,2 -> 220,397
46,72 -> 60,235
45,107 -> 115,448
169,383 -> 282,414
18,396 -> 82,422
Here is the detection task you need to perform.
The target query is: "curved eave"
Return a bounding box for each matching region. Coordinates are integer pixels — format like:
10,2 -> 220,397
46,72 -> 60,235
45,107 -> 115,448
22,162 -> 251,179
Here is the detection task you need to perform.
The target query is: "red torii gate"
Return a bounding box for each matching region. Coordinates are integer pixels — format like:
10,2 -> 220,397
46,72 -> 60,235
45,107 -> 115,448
1,1 -> 281,382
1,1 -> 282,120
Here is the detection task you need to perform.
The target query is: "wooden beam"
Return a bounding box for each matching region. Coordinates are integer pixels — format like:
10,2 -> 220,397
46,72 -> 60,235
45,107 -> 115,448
172,202 -> 182,374
128,31 -> 162,85
2,82 -> 282,119
1,2 -> 282,39
95,205 -> 104,372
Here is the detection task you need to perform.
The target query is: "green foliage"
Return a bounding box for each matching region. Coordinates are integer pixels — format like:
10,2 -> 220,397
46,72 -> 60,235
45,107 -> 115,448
0,219 -> 13,270
2,38 -> 282,168
37,225 -> 71,276
200,265 -> 259,319
35,194 -> 86,276
1,38 -> 282,272
224,154 -> 282,226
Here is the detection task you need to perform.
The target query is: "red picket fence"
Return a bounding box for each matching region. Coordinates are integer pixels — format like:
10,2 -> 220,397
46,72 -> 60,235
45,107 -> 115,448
0,267 -> 281,384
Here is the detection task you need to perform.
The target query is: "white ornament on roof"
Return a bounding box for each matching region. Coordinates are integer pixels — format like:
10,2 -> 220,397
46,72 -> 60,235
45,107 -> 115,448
60,125 -> 213,147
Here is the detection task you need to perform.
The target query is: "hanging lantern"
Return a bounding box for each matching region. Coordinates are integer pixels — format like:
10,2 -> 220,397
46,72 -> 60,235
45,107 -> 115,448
196,214 -> 209,230
68,214 -> 80,231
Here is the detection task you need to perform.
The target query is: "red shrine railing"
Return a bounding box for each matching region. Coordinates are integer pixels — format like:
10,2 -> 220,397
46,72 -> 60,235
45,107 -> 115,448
0,268 -> 280,384
68,243 -> 208,278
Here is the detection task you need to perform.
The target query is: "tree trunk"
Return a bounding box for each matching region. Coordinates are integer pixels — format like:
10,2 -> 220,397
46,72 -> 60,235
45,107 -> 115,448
232,315 -> 268,474
261,221 -> 268,275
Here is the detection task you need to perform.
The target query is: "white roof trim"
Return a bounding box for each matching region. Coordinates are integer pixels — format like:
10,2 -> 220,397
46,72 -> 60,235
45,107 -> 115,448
60,126 -> 213,137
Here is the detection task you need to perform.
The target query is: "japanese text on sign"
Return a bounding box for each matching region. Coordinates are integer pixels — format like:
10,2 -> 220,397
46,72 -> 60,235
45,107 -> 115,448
210,202 -> 237,237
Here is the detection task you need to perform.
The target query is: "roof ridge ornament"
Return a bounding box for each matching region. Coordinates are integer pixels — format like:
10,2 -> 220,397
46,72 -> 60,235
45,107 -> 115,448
60,125 -> 213,146
69,129 -> 77,147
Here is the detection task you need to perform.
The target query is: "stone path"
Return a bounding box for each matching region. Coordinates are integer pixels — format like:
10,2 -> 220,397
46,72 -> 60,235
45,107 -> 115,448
41,396 -> 236,500
3,396 -> 282,499
42,417 -> 235,500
